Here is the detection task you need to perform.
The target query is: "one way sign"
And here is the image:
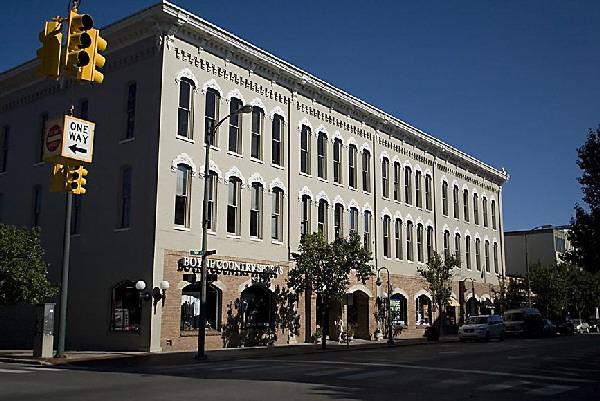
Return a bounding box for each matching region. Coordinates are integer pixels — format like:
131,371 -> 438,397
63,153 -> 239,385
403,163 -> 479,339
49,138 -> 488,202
62,116 -> 95,163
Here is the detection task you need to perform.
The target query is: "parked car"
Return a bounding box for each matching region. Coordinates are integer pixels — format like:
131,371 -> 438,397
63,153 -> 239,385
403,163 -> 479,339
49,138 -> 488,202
572,319 -> 590,334
588,319 -> 599,333
503,308 -> 544,337
542,319 -> 557,336
557,320 -> 575,336
458,315 -> 505,342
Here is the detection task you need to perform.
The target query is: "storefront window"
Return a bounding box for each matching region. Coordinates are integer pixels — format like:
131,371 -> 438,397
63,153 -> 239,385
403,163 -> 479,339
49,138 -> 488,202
390,294 -> 408,325
241,285 -> 273,328
110,281 -> 141,333
180,283 -> 221,331
416,294 -> 432,326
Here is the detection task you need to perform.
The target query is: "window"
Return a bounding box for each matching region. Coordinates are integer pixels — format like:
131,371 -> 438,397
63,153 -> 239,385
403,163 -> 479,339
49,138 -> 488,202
110,281 -> 141,332
0,125 -> 9,173
390,294 -> 408,325
174,164 -> 191,227
463,189 -> 469,222
251,106 -> 264,159
178,78 -> 194,138
204,88 -> 220,146
382,157 -> 389,198
332,138 -> 342,184
32,185 -> 42,227
79,98 -> 88,119
181,283 -> 221,331
125,82 -> 136,139
443,230 -> 450,260
71,195 -> 82,234
250,183 -> 263,238
317,199 -> 328,240
416,294 -> 432,325
228,97 -> 243,153
465,236 -> 472,270
425,174 -> 432,211
483,197 -> 488,228
334,203 -> 344,239
37,113 -> 48,162
364,210 -> 372,251
442,181 -> 448,216
362,150 -> 371,192
301,195 -> 311,236
417,224 -> 424,262
118,166 -> 132,229
300,125 -> 311,174
454,233 -> 461,267
227,177 -> 241,235
241,285 -> 274,328
491,200 -> 497,229
206,171 -> 217,231
272,115 -> 284,166
493,242 -> 499,274
475,238 -> 481,271
426,226 -> 434,261
415,171 -> 422,208
382,216 -> 391,257
393,162 -> 401,202
404,166 -> 412,205
317,131 -> 327,179
406,221 -> 414,261
271,188 -> 283,241
348,145 -> 357,188
349,207 -> 358,234
473,193 -> 479,225
453,185 -> 460,219
485,240 -> 490,273
395,218 -> 403,260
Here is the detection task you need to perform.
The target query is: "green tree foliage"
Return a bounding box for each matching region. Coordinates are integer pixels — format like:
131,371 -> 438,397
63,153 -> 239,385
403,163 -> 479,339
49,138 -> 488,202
417,252 -> 458,340
288,231 -> 373,349
565,127 -> 600,273
0,224 -> 57,305
493,276 -> 528,313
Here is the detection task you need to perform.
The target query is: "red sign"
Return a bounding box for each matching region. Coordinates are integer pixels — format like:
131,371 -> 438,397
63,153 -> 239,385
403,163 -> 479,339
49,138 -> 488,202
46,124 -> 62,152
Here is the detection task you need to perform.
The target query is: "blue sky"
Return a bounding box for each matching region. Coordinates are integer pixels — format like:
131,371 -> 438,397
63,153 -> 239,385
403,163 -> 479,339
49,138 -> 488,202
1,0 -> 598,231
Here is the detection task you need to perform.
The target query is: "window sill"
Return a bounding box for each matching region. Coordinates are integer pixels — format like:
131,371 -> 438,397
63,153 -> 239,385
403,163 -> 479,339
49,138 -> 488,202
227,150 -> 243,158
405,203 -> 413,208
381,196 -> 390,201
176,136 -> 195,144
383,256 -> 392,260
299,171 -> 312,178
70,233 -> 81,238
333,182 -> 344,188
226,234 -> 241,239
119,137 -> 135,145
209,145 -> 221,152
271,239 -> 284,245
114,227 -> 131,232
33,161 -> 45,167
317,177 -> 328,183
362,190 -> 371,195
349,186 -> 358,191
271,163 -> 285,170
208,230 -> 217,236
250,237 -> 263,242
173,226 -> 191,232
250,157 -> 264,164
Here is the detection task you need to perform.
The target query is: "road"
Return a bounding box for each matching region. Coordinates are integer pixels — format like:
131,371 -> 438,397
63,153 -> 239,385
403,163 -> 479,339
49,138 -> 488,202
0,334 -> 598,401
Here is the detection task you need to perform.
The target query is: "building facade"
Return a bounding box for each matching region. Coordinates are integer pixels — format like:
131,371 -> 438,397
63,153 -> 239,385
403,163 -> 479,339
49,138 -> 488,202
0,2 -> 508,351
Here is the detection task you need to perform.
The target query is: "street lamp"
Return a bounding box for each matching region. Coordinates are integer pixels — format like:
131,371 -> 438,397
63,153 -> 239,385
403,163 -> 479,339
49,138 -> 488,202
376,267 -> 394,345
197,104 -> 253,361
465,277 -> 477,317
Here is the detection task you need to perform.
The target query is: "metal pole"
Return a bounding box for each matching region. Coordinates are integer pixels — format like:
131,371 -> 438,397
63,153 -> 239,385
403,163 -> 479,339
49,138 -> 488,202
525,234 -> 532,307
56,190 -> 73,358
471,279 -> 476,316
386,269 -> 393,344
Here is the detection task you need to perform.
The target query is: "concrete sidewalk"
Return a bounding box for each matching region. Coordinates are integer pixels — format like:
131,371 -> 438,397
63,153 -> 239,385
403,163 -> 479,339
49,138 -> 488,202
0,336 -> 458,366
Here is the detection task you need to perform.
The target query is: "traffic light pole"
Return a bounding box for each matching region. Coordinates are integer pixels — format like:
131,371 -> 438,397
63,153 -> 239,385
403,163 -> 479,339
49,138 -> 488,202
56,189 -> 73,358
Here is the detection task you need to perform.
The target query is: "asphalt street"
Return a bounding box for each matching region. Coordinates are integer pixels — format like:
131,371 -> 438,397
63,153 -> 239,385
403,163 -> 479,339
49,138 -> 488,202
0,334 -> 598,401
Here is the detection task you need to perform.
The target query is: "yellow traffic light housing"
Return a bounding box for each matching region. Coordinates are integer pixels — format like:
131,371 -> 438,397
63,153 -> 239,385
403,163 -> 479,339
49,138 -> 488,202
79,29 -> 107,84
37,19 -> 62,78
65,9 -> 94,77
50,163 -> 67,192
67,165 -> 88,195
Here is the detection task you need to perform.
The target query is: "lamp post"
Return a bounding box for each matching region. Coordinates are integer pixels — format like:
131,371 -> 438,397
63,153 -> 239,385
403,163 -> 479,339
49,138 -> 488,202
376,267 -> 394,345
465,277 -> 477,316
197,104 -> 253,360
524,233 -> 532,307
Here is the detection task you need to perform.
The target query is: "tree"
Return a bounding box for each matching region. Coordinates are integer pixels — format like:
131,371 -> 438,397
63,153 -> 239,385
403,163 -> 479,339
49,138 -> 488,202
564,127 -> 600,273
417,252 -> 459,341
529,263 -> 569,319
288,231 -> 373,349
0,224 -> 57,305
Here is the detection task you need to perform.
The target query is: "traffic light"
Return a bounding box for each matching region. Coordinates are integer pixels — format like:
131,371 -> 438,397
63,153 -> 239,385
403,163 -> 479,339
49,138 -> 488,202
37,19 -> 62,78
79,28 -> 107,84
67,165 -> 88,195
65,9 -> 94,78
50,163 -> 67,192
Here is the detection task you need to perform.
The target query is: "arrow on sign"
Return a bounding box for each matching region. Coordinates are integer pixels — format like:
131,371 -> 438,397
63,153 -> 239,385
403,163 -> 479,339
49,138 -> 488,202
69,144 -> 87,154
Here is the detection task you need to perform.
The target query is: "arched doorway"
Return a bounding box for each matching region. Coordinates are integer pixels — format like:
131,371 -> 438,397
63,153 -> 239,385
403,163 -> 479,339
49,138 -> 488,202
315,294 -> 342,341
348,290 -> 370,339
240,285 -> 275,346
390,293 -> 408,326
466,296 -> 479,317
415,294 -> 432,326
180,282 -> 222,332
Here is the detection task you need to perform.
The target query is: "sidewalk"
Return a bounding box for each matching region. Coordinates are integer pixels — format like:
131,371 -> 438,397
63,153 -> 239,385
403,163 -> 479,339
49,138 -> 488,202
0,335 -> 458,366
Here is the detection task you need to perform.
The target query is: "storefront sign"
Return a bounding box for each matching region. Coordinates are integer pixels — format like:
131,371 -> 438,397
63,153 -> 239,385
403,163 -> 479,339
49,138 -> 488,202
178,257 -> 283,277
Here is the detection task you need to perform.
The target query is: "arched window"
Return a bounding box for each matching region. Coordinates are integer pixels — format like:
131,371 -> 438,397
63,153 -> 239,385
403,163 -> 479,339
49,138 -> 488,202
250,182 -> 263,238
227,177 -> 241,235
426,226 -> 434,262
349,207 -> 359,234
174,164 -> 191,227
475,238 -> 482,271
485,240 -> 490,273
465,235 -> 472,270
251,106 -> 264,160
334,203 -> 344,239
404,166 -> 413,205
301,195 -> 311,236
364,210 -> 372,251
483,197 -> 489,228
473,193 -> 480,225
271,187 -> 283,241
204,87 -> 220,146
416,294 -> 432,325
395,218 -> 403,260
393,162 -> 401,202
206,171 -> 218,231
333,138 -> 342,184
241,285 -> 274,328
493,242 -> 499,274
390,294 -> 408,325
317,131 -> 327,179
317,199 -> 328,240
272,115 -> 284,166
453,185 -> 460,219
425,174 -> 432,211
443,230 -> 450,260
454,233 -> 461,267
406,221 -> 414,261
228,97 -> 243,153
362,150 -> 371,193
110,281 -> 141,333
491,200 -> 497,230
417,223 -> 424,262
463,189 -> 469,222
178,78 -> 195,138
415,170 -> 422,208
442,181 -> 449,216
181,282 -> 221,331
348,145 -> 358,189
382,157 -> 390,198
300,125 -> 311,174
383,215 -> 391,258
